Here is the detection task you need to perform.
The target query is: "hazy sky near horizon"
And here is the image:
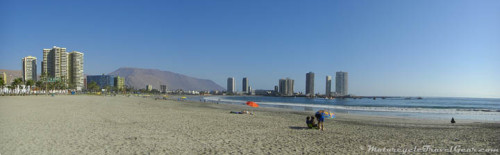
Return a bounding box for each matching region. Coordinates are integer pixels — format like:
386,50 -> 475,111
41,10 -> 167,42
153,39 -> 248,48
1,0 -> 499,98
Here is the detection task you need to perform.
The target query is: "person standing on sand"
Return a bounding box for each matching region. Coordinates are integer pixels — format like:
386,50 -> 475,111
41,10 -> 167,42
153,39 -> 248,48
315,113 -> 325,131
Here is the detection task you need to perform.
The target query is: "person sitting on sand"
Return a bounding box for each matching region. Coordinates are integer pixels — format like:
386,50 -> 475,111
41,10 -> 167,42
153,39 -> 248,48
230,110 -> 253,115
306,116 -> 312,128
311,116 -> 318,129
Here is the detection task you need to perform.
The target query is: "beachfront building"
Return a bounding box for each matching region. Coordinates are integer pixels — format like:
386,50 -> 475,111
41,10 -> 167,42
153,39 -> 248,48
305,72 -> 314,97
160,85 -> 167,93
146,85 -> 153,91
242,77 -> 249,93
68,51 -> 84,90
227,77 -> 235,94
22,56 -> 37,82
1,72 -> 6,85
114,76 -> 125,91
279,78 -> 294,96
42,46 -> 85,90
335,71 -> 348,96
42,46 -> 68,81
86,74 -> 115,89
326,76 -> 332,97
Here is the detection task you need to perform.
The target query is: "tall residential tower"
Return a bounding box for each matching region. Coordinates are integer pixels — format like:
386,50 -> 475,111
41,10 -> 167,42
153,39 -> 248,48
68,51 -> 84,90
242,77 -> 249,93
22,56 -> 37,82
42,46 -> 68,81
335,71 -> 348,96
305,72 -> 314,96
279,78 -> 294,96
326,76 -> 332,97
227,77 -> 235,94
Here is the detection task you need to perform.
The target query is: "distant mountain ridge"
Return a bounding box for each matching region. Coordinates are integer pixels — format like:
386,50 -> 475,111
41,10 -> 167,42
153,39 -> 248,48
108,67 -> 224,91
0,69 -> 22,84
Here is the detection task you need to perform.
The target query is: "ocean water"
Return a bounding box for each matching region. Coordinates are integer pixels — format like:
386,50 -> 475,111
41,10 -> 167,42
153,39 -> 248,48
195,96 -> 500,122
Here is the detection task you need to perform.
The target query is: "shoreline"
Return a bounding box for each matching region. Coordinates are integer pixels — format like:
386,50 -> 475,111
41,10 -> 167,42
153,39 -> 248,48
196,95 -> 500,122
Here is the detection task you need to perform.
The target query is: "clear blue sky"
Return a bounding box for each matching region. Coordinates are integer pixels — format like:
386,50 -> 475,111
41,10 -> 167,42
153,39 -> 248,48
1,0 -> 499,98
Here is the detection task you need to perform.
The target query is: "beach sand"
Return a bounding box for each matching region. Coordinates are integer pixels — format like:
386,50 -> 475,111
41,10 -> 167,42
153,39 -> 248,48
0,95 -> 498,154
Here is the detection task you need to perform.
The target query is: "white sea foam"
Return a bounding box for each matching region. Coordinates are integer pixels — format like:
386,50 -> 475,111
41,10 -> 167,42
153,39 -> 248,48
203,96 -> 500,115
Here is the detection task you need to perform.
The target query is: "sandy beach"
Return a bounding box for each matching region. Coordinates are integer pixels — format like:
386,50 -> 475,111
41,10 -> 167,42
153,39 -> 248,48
0,95 -> 498,154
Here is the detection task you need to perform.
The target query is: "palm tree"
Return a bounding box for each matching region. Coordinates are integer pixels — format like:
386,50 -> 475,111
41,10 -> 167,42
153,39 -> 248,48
11,78 -> 23,88
35,81 -> 43,89
0,78 -> 5,88
25,80 -> 34,93
87,81 -> 99,92
26,80 -> 34,87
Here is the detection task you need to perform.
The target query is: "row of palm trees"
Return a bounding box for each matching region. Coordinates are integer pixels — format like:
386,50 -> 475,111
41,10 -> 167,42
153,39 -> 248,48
0,76 -> 137,94
0,77 -> 69,91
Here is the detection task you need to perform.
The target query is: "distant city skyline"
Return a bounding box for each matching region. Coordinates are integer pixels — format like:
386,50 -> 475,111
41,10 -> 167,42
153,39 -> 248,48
1,0 -> 499,98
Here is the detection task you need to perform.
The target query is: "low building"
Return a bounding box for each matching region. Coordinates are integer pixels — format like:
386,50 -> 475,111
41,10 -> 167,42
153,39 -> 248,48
114,76 -> 125,91
86,74 -> 115,89
160,85 -> 167,93
255,89 -> 273,96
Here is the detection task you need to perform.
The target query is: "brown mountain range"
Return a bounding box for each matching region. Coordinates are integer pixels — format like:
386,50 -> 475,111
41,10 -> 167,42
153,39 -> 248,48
108,67 -> 224,91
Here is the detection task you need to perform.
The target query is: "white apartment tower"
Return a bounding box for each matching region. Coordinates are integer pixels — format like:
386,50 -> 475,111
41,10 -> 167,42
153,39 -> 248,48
42,46 -> 68,81
22,56 -> 37,81
68,51 -> 84,90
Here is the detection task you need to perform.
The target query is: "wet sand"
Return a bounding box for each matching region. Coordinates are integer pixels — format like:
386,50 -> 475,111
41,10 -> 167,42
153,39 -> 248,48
0,95 -> 498,154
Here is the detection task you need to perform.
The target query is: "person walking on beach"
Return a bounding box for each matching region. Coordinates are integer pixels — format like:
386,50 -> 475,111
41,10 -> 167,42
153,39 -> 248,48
315,113 -> 325,131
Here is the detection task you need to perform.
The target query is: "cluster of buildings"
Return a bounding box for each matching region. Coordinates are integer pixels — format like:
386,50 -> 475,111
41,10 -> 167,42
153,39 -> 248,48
19,46 -> 85,90
226,77 -> 253,95
15,46 -> 129,92
226,71 -> 349,97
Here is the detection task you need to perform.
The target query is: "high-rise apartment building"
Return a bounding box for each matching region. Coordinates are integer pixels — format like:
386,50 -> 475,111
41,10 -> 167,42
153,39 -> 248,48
335,71 -> 348,96
227,77 -> 235,94
305,72 -> 314,96
22,56 -> 37,82
242,77 -> 249,93
326,76 -> 332,97
68,51 -> 84,90
146,84 -> 153,91
42,46 -> 68,81
279,78 -> 294,96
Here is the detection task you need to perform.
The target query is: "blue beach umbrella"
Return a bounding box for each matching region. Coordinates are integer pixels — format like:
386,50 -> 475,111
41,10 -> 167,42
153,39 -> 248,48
316,110 -> 335,119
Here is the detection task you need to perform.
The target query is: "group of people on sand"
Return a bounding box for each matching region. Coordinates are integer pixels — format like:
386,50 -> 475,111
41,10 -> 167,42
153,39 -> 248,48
306,114 -> 325,131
